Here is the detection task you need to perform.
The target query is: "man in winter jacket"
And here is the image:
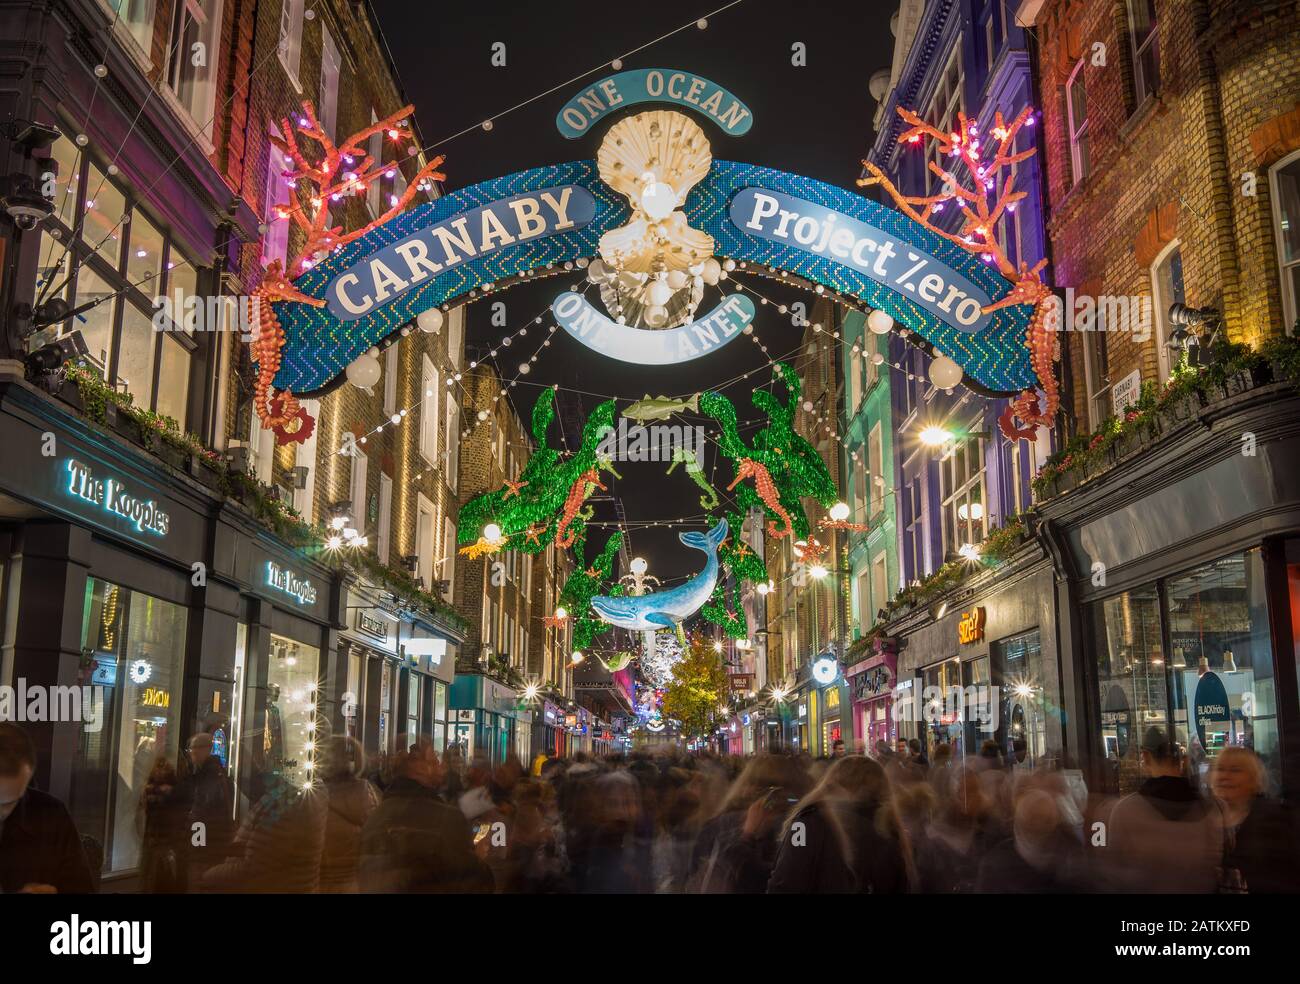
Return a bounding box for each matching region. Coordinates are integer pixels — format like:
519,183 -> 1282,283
1105,728 -> 1223,893
360,740 -> 493,893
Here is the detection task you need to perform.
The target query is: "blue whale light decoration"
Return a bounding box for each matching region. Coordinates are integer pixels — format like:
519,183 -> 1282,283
589,518 -> 728,635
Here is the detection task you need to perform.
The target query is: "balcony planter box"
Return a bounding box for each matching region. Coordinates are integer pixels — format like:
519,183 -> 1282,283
55,379 -> 86,415
103,403 -> 143,446
1056,468 -> 1082,495
188,454 -> 225,490
1113,428 -> 1145,461
157,440 -> 188,471
1161,392 -> 1201,426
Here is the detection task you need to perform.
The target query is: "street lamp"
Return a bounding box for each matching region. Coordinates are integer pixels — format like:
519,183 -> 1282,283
919,425 -> 953,447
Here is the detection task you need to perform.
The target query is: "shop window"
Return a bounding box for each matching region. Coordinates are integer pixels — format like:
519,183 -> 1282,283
72,266 -> 118,379
1164,549 -> 1278,789
992,629 -> 1045,765
116,304 -> 156,411
1268,151 -> 1300,330
166,0 -> 223,138
277,0 -> 304,86
1066,60 -> 1089,187
405,673 -> 420,745
1089,584 -> 1168,794
71,578 -> 188,874
345,649 -> 362,739
254,634 -> 320,789
1126,0 -> 1160,106
45,133 -> 82,228
83,163 -> 128,269
1151,241 -> 1185,382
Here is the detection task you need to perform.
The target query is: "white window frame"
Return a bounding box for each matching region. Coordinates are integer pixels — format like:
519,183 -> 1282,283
292,397 -> 319,522
1150,239 -> 1184,383
444,395 -> 460,492
939,424 -> 987,559
263,128 -> 291,267
868,423 -> 884,518
871,552 -> 889,625
1268,149 -> 1300,333
446,306 -> 465,369
420,354 -> 439,466
1066,59 -> 1090,187
277,0 -> 304,90
367,109 -> 383,218
923,44 -> 963,196
415,492 -> 435,589
349,445 -> 368,534
377,472 -> 393,565
383,345 -> 398,415
165,0 -> 223,139
318,25 -> 341,141
442,516 -> 457,603
1081,326 -> 1111,431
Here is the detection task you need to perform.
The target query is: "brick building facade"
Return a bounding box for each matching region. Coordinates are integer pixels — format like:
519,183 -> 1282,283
1032,0 -> 1300,429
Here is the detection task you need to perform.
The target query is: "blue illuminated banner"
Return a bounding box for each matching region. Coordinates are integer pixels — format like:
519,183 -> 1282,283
552,292 -> 755,364
730,188 -> 995,333
556,69 -> 753,138
325,186 -> 597,320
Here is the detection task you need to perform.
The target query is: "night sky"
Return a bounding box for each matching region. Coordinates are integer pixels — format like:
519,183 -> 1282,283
372,0 -> 895,579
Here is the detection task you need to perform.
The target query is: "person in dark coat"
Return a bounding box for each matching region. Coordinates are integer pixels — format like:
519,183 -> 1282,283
0,723 -> 94,894
975,787 -> 1087,892
1211,747 -> 1300,893
175,733 -> 236,881
359,739 -> 493,893
767,755 -> 912,894
137,757 -> 190,892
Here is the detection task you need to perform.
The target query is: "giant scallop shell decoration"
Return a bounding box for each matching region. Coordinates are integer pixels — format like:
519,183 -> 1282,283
596,110 -> 714,275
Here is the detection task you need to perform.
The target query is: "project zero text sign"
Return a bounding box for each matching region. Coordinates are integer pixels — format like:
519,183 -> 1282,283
731,187 -> 997,334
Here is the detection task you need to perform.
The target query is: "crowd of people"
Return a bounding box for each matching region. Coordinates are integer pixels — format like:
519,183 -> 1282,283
2,720 -> 1297,894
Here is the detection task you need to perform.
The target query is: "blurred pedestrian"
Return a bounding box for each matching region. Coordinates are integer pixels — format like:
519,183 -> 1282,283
319,736 -> 380,893
0,723 -> 94,894
1210,747 -> 1300,893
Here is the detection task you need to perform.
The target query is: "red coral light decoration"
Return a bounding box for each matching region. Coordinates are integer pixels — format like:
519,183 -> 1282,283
859,106 -> 1058,440
268,395 -> 316,446
251,101 -> 447,444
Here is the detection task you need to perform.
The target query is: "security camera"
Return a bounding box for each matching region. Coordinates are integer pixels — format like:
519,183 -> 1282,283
1,174 -> 53,231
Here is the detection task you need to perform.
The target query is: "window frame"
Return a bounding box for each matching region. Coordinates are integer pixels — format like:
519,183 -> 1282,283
1268,149 -> 1300,333
165,0 -> 224,139
1126,0 -> 1160,107
1066,59 -> 1090,187
277,0 -> 305,90
1150,239 -> 1185,383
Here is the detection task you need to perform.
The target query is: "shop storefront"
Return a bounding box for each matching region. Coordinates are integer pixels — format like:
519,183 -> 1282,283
448,673 -> 528,764
1043,386 -> 1300,797
885,545 -> 1063,770
0,380 -> 345,882
847,646 -> 897,754
339,581 -> 461,761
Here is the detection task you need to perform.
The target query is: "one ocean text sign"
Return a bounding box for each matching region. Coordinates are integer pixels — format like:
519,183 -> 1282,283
556,69 -> 753,138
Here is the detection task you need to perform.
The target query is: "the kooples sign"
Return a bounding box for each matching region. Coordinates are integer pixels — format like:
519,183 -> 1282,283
326,186 -> 596,320
265,561 -> 318,606
64,459 -> 170,536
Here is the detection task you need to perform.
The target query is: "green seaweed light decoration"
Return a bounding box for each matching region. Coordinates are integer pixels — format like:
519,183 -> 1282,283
559,531 -> 625,652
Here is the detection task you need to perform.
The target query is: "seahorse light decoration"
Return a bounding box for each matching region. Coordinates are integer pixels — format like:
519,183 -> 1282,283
726,458 -> 794,539
859,105 -> 1057,440
555,468 -> 607,549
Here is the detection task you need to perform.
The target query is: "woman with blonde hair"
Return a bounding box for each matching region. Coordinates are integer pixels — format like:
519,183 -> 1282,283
1210,747 -> 1300,893
766,755 -> 912,894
